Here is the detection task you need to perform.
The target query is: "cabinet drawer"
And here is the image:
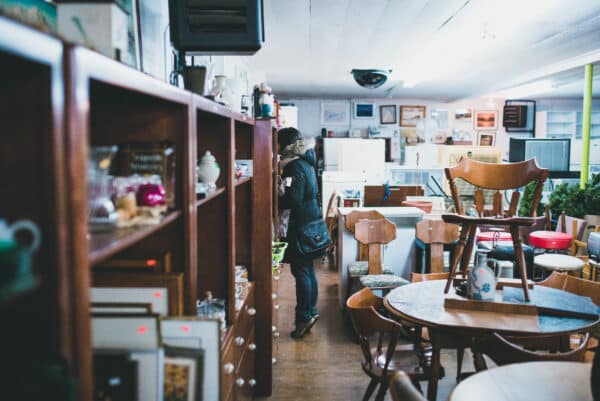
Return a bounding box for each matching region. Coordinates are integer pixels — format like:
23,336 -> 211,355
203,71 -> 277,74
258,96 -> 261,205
235,333 -> 256,401
233,287 -> 255,366
222,337 -> 235,401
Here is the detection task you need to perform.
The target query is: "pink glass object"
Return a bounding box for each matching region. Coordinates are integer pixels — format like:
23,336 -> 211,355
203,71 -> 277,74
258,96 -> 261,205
136,183 -> 166,207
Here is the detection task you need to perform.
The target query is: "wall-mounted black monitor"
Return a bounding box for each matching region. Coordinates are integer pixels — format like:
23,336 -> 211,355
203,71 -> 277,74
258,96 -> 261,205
509,137 -> 570,172
504,99 -> 536,134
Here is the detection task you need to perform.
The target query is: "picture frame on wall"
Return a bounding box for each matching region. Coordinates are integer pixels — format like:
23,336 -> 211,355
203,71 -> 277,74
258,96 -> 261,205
400,105 -> 426,127
379,105 -> 397,124
353,102 -> 375,119
115,0 -> 142,69
95,251 -> 172,272
454,108 -> 473,121
477,131 -> 496,146
474,110 -> 498,130
163,346 -> 205,401
321,101 -> 350,125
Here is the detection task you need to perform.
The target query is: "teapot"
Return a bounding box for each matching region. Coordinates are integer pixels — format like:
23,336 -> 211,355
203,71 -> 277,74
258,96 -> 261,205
197,151 -> 220,189
0,219 -> 41,300
468,249 -> 498,301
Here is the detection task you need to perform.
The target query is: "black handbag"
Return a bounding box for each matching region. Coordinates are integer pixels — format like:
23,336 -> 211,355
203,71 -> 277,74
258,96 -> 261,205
295,219 -> 332,260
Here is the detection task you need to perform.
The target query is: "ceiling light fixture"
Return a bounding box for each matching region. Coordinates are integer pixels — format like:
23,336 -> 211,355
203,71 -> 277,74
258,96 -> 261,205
351,69 -> 392,89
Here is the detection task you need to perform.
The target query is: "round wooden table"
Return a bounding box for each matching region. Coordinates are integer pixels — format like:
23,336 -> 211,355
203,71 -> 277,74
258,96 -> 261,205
384,280 -> 600,401
449,361 -> 593,401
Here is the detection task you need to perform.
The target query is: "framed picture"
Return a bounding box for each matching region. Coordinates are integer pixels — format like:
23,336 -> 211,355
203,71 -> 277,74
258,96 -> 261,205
320,101 -> 350,125
137,0 -> 168,79
92,272 -> 184,315
400,105 -> 426,127
95,251 -> 172,272
353,102 -> 375,119
477,131 -> 496,146
474,110 -> 498,130
164,346 -> 204,401
91,302 -> 154,314
0,0 -> 57,33
162,318 -> 221,401
91,287 -> 169,316
94,352 -> 138,401
115,0 -> 141,69
454,108 -> 473,121
379,105 -> 397,124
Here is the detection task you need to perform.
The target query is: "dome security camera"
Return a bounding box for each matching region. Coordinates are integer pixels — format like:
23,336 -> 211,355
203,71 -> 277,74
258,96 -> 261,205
351,69 -> 392,89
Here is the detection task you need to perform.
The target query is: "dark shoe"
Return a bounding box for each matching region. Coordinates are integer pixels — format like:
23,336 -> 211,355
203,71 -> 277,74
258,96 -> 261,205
306,314 -> 319,332
290,321 -> 311,339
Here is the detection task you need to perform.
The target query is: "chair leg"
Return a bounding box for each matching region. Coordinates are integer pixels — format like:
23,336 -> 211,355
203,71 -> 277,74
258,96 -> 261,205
411,379 -> 423,394
362,378 -> 378,401
473,351 -> 487,372
444,223 -> 471,293
456,347 -> 465,383
374,382 -> 389,401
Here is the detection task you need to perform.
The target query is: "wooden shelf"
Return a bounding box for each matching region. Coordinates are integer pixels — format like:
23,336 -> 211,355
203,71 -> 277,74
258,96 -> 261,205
235,176 -> 252,186
89,210 -> 182,265
196,187 -> 226,207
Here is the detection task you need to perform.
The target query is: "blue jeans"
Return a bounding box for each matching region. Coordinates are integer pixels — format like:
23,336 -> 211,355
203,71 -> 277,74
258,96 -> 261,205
290,258 -> 318,323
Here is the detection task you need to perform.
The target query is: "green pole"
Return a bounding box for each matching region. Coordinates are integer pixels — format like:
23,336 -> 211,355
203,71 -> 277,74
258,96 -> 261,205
581,63 -> 593,188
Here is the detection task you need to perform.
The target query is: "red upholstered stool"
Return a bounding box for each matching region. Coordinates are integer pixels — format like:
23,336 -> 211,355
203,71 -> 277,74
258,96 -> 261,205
476,231 -> 513,242
529,231 -> 572,250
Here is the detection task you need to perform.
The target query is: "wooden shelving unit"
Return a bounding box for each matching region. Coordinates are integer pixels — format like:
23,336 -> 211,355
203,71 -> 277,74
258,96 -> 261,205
0,17 -> 274,401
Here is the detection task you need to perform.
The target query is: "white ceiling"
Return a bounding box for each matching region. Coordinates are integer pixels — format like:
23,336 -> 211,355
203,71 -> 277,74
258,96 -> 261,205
247,0 -> 600,101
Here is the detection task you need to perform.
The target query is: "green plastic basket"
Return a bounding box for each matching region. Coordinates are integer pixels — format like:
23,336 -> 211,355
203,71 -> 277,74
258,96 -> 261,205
272,242 -> 288,266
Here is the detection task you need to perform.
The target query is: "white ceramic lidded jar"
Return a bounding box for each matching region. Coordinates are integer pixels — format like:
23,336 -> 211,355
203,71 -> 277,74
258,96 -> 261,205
197,151 -> 220,189
468,249 -> 497,301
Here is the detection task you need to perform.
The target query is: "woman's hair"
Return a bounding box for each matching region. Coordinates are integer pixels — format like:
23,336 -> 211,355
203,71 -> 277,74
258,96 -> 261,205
278,127 -> 301,152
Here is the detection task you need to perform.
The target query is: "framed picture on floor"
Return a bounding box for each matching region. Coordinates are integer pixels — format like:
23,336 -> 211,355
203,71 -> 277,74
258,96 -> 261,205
474,110 -> 498,130
477,131 -> 496,146
164,346 -> 205,401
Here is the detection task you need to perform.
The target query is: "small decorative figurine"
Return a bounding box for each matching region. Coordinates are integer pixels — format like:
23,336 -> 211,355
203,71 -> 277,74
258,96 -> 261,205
197,151 -> 220,190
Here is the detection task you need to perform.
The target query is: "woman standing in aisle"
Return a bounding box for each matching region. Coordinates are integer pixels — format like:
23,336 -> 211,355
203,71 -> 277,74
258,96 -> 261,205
278,127 -> 330,339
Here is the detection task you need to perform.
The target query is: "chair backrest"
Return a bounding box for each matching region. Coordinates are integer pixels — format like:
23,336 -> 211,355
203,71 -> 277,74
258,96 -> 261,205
539,272 -> 600,305
389,371 -> 427,401
345,210 -> 385,261
446,158 -> 548,217
364,185 -> 424,207
354,218 -> 397,274
346,288 -> 402,375
415,219 -> 458,244
411,272 -> 449,282
473,332 -> 590,366
556,213 -> 588,241
325,191 -> 342,219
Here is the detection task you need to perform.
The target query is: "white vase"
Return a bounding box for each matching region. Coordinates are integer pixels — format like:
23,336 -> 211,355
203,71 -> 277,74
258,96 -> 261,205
211,75 -> 227,102
468,251 -> 497,301
197,151 -> 220,188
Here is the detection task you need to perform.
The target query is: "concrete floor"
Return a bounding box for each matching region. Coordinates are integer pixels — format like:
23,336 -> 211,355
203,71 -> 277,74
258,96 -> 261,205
257,260 -> 476,401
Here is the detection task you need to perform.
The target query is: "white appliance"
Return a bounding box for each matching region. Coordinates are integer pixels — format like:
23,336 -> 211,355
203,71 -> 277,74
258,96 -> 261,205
323,138 -> 385,177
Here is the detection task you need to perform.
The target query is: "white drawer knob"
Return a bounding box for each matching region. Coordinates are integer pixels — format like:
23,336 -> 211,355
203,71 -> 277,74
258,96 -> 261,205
249,343 -> 256,351
273,331 -> 280,338
273,275 -> 280,281
271,325 -> 277,332
248,379 -> 256,387
247,307 -> 256,316
272,357 -> 277,365
224,363 -> 234,374
274,303 -> 280,310
272,293 -> 277,300
236,378 -> 245,387
235,336 -> 245,347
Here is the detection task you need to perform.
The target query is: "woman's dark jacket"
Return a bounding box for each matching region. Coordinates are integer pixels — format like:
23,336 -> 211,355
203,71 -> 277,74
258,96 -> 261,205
279,148 -> 324,261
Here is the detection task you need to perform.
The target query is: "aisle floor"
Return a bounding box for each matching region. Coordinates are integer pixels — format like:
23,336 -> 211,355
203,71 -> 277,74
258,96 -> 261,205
257,260 -> 475,401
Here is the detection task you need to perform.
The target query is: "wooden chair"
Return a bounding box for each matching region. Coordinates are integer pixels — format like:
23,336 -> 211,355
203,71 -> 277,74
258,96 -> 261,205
324,191 -> 342,269
409,272 -> 469,383
389,371 -> 427,401
345,211 -> 393,299
414,219 -> 459,273
355,219 -> 409,291
471,332 -> 590,371
531,212 -> 588,278
346,288 -> 443,401
442,158 -> 548,301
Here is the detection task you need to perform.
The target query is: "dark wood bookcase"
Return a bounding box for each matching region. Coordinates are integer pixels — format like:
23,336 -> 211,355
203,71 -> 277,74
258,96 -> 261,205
0,16 -> 274,401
